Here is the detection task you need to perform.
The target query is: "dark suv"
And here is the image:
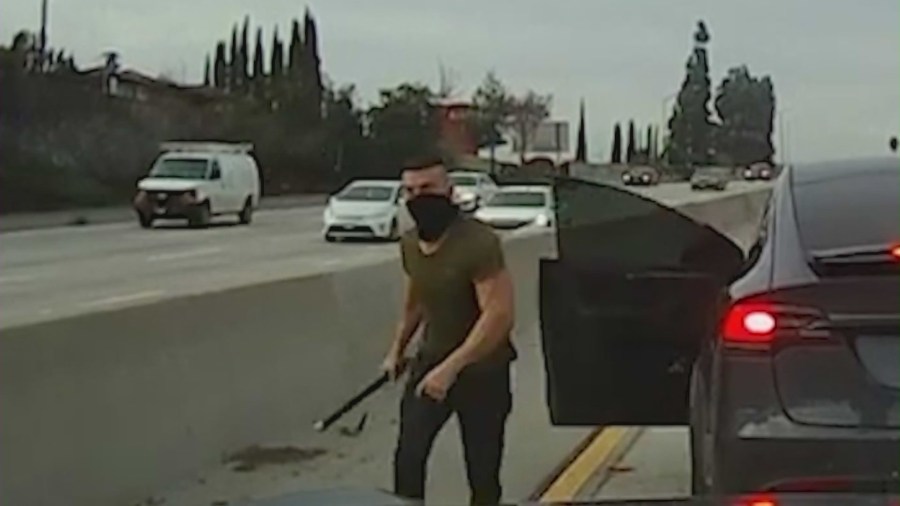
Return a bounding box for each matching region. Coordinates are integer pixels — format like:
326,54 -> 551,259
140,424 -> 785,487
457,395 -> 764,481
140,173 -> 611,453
540,157 -> 900,495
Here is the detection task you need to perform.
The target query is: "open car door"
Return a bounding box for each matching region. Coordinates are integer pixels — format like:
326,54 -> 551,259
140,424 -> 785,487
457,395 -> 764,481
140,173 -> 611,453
541,177 -> 744,426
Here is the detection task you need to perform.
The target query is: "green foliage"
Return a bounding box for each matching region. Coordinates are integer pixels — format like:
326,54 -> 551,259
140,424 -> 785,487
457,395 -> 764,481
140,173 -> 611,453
668,20 -> 715,167
366,83 -> 440,176
252,28 -> 264,80
611,123 -> 622,164
213,42 -> 226,88
270,29 -> 284,79
713,65 -> 775,165
626,120 -> 636,163
575,100 -> 587,163
509,91 -> 551,163
471,71 -> 514,148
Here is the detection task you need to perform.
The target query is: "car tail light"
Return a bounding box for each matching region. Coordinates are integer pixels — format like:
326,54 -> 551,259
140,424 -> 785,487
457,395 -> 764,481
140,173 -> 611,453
733,494 -> 778,506
891,245 -> 900,260
722,302 -> 827,347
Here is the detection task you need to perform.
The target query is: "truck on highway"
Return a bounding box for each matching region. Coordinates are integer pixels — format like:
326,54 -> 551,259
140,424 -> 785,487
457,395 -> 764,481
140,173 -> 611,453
133,142 -> 261,229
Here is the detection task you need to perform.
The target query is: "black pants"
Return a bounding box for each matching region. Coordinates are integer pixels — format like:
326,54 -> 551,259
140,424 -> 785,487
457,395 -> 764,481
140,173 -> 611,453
393,358 -> 512,505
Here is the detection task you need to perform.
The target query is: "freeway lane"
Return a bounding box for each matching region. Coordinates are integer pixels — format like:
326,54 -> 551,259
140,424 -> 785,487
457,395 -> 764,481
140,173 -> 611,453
154,322 -> 593,506
0,182 -> 765,330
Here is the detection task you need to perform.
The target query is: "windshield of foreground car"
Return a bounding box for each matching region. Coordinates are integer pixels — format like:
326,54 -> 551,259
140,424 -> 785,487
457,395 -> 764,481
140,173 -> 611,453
148,158 -> 209,179
486,191 -> 548,208
450,175 -> 478,187
336,185 -> 395,202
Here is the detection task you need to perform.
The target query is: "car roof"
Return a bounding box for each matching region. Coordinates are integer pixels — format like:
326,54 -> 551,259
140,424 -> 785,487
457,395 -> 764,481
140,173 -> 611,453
159,153 -> 212,160
449,171 -> 486,177
345,179 -> 400,188
791,157 -> 897,186
496,185 -> 551,193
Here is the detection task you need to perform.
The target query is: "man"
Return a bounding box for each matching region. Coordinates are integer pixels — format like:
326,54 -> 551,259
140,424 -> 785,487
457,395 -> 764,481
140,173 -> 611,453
382,156 -> 516,505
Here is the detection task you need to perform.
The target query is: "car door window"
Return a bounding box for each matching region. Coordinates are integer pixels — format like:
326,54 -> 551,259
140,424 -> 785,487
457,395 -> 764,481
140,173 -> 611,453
541,177 -> 744,426
209,161 -> 222,181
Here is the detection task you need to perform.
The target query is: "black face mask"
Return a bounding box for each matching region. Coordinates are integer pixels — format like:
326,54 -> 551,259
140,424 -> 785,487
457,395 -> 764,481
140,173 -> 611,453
406,194 -> 459,242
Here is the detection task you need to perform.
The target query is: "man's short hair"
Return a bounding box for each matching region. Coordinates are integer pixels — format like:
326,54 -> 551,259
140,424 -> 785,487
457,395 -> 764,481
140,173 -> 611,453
400,152 -> 445,173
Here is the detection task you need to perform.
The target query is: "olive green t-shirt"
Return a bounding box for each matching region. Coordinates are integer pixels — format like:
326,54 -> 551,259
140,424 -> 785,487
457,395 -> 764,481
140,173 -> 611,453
400,217 -> 517,370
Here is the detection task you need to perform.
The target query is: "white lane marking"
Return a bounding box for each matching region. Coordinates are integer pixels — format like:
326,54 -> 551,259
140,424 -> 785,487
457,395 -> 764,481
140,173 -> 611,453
82,290 -> 165,308
146,247 -> 222,263
0,274 -> 38,284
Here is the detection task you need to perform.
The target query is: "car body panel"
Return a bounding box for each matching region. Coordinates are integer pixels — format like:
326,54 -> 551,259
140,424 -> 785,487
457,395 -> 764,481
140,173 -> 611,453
691,167 -> 732,191
474,186 -> 554,228
706,160 -> 900,493
449,171 -> 498,211
540,177 -> 743,426
622,166 -> 660,186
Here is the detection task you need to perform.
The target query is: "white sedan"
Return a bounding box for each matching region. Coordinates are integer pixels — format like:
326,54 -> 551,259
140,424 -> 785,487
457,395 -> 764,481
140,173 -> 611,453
449,171 -> 499,212
322,180 -> 412,242
473,185 -> 555,229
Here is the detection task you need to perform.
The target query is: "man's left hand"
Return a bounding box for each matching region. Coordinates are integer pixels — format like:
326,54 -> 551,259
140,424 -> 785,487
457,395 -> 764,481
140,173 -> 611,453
415,362 -> 459,402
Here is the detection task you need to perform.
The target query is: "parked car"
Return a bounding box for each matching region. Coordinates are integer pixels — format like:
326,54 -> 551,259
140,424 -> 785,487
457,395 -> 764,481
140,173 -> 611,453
691,167 -> 730,191
322,179 -> 410,242
473,185 -> 554,229
133,142 -> 261,228
742,162 -> 775,181
622,166 -> 661,186
539,158 -> 900,495
449,171 -> 499,212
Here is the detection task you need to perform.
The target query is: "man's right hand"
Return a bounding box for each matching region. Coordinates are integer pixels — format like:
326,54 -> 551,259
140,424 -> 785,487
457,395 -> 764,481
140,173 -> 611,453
381,351 -> 408,381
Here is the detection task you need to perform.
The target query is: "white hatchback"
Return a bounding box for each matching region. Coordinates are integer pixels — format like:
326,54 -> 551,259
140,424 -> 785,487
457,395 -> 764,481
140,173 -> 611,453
323,180 -> 411,242
449,171 -> 499,212
474,185 -> 555,229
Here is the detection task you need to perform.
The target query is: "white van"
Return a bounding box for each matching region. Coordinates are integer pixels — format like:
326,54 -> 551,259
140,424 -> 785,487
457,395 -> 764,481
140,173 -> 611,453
133,142 -> 261,228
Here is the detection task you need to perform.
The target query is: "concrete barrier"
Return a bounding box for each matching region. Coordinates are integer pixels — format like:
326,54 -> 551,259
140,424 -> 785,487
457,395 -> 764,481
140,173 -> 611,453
0,194 -> 327,233
0,187 -> 769,506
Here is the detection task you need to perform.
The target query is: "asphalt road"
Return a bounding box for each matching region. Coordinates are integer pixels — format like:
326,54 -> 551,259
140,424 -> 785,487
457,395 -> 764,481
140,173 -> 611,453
0,182 -> 765,330
154,322 -> 593,506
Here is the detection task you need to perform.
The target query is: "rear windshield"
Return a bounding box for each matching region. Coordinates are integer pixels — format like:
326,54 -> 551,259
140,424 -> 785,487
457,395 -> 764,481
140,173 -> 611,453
450,175 -> 478,187
149,158 -> 209,179
794,170 -> 900,254
486,191 -> 547,207
337,185 -> 394,201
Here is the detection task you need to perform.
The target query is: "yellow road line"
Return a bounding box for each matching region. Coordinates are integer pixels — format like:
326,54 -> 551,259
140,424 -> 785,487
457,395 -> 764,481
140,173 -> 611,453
539,426 -> 630,502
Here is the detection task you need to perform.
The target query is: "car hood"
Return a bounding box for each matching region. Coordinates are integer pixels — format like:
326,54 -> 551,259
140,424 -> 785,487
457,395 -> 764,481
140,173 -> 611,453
236,489 -> 900,506
327,199 -> 396,217
476,206 -> 547,221
138,178 -> 202,192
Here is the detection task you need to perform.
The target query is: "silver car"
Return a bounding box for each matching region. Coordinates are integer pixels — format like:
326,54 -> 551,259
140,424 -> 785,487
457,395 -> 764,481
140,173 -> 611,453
691,167 -> 730,191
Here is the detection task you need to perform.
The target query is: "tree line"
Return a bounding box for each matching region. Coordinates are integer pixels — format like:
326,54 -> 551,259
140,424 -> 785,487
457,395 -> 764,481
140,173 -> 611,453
665,21 -> 776,168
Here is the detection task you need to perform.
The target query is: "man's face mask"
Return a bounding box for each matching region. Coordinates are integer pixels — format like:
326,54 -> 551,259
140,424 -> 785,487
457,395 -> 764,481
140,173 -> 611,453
406,193 -> 459,242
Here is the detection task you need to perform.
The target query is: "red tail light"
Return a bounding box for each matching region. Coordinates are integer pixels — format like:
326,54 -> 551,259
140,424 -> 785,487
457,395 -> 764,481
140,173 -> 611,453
733,495 -> 778,506
723,304 -> 777,344
891,245 -> 900,259
722,302 -> 827,347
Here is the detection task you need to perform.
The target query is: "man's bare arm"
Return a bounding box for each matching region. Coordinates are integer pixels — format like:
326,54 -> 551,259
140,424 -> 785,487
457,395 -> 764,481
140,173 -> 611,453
441,267 -> 515,374
388,274 -> 424,359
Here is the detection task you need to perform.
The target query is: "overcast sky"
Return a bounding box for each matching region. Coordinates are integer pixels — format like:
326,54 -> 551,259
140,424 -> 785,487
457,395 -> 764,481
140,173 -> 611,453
3,0 -> 898,162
